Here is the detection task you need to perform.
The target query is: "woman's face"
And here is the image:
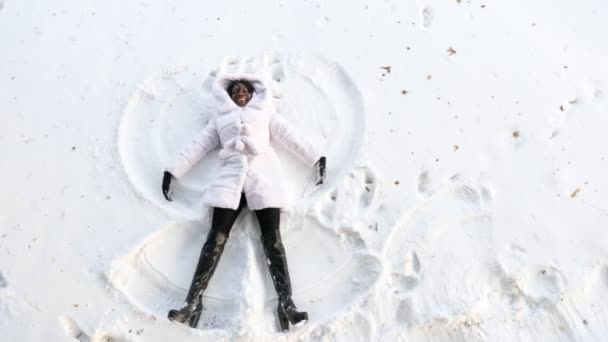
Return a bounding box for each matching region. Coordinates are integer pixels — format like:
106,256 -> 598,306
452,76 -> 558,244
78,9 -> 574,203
230,82 -> 252,107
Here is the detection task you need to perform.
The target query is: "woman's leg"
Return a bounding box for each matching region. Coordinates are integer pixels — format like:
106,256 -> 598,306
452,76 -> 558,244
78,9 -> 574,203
254,208 -> 308,331
168,193 -> 247,327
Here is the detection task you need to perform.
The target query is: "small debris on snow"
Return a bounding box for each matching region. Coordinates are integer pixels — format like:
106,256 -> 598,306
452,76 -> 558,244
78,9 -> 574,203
560,105 -> 565,112
401,90 -> 408,95
570,188 -> 581,198
426,74 -> 432,80
394,180 -> 400,185
513,131 -> 520,138
454,145 -> 459,151
380,66 -> 392,74
447,47 -> 457,55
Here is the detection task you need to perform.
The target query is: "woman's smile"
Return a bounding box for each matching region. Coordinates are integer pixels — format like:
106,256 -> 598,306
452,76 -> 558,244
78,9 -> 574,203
230,82 -> 252,107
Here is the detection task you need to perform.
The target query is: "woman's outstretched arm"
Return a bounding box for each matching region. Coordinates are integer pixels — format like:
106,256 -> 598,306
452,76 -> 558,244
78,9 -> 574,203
161,117 -> 220,201
269,114 -> 326,184
269,115 -> 322,165
166,117 -> 220,179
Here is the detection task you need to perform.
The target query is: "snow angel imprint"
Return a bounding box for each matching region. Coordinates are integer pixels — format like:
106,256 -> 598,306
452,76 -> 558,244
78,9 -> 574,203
161,73 -> 327,331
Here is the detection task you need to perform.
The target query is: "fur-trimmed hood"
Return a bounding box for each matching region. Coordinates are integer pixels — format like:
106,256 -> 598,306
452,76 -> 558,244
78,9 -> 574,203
212,73 -> 273,114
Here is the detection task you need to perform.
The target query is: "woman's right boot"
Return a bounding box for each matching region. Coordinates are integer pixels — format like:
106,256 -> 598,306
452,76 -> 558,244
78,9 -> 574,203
167,230 -> 229,328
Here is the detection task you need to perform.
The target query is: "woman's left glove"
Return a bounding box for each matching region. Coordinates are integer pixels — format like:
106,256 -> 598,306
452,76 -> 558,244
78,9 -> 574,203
315,156 -> 326,185
162,171 -> 174,201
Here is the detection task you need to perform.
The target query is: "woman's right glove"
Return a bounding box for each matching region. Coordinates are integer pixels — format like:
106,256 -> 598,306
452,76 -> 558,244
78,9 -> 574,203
315,156 -> 326,186
162,171 -> 173,201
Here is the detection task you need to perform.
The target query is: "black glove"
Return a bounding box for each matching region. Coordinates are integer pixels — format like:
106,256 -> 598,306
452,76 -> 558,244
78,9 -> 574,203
315,156 -> 326,186
162,171 -> 173,201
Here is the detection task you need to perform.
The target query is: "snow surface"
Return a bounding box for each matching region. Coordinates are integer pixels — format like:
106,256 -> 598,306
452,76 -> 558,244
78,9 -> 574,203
1,0 -> 608,341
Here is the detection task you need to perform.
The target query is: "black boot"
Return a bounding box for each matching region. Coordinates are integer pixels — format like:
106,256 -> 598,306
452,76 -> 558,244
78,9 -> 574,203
261,227 -> 309,331
168,230 -> 228,328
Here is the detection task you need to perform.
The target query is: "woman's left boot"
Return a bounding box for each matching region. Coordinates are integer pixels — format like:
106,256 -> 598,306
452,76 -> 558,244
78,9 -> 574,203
261,228 -> 308,331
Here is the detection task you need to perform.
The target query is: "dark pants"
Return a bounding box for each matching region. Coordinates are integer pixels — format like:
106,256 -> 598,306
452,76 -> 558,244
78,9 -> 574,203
187,192 -> 290,302
209,192 -> 280,238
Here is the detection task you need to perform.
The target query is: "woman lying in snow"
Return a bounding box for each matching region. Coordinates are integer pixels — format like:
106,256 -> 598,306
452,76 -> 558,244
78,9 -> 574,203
161,73 -> 326,331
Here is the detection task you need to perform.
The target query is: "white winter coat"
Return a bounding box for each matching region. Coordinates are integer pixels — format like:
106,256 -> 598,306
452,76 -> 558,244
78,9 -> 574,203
167,73 -> 322,210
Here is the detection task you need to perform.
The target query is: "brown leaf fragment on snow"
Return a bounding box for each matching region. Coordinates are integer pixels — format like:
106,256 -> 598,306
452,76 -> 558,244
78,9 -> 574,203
394,180 -> 400,185
380,66 -> 392,74
426,74 -> 432,80
570,188 -> 580,198
560,105 -> 564,111
447,47 -> 457,55
454,144 -> 459,151
402,90 -> 408,95
513,131 -> 520,138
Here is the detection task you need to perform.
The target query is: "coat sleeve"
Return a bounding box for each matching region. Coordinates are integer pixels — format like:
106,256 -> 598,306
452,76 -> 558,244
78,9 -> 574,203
269,114 -> 322,167
166,117 -> 220,178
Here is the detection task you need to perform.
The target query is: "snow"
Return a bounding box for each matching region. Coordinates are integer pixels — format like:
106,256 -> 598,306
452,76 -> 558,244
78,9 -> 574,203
1,0 -> 608,341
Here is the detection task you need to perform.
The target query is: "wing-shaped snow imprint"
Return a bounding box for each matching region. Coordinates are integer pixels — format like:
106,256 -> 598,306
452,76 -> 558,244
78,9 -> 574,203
110,52 -> 376,335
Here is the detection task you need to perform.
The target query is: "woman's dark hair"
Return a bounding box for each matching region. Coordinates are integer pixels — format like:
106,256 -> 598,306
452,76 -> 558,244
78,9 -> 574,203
226,80 -> 254,96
